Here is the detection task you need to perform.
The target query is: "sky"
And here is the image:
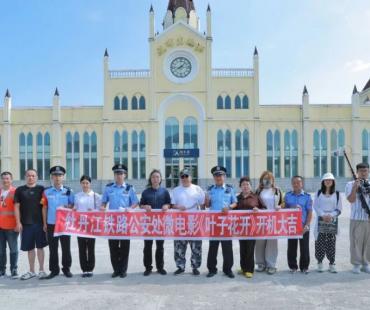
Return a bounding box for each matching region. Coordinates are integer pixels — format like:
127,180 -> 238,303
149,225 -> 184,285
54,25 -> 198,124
0,0 -> 369,107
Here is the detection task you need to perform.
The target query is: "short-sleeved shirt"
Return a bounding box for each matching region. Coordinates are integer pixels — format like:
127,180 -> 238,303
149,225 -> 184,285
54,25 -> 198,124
74,191 -> 102,212
140,187 -> 171,210
207,184 -> 237,211
284,190 -> 313,225
345,180 -> 370,221
171,184 -> 205,211
102,183 -> 138,210
42,186 -> 75,225
14,185 -> 44,225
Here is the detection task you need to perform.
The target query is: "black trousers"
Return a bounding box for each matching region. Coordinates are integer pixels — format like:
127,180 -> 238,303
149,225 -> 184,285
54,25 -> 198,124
47,224 -> 71,274
108,240 -> 130,274
143,240 -> 164,271
239,240 -> 256,273
287,231 -> 310,271
207,240 -> 233,273
77,237 -> 96,272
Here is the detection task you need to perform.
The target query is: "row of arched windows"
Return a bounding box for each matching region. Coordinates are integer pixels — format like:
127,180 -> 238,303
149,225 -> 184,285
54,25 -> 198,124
313,129 -> 345,177
114,95 -> 146,110
114,130 -> 146,179
217,130 -> 250,178
266,130 -> 298,178
66,132 -> 97,180
217,94 -> 249,110
19,132 -> 51,180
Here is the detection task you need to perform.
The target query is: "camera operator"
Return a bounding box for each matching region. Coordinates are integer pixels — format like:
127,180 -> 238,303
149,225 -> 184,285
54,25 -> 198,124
345,162 -> 370,274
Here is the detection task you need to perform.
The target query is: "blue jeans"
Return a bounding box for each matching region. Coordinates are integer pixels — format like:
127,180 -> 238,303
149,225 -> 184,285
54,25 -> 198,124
0,229 -> 19,272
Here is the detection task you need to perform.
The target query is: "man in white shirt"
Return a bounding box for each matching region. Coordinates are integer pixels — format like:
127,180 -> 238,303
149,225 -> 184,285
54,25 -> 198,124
171,169 -> 205,276
345,162 -> 370,274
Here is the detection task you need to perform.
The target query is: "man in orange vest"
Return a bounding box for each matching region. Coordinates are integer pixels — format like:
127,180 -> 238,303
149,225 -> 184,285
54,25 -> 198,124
0,171 -> 19,279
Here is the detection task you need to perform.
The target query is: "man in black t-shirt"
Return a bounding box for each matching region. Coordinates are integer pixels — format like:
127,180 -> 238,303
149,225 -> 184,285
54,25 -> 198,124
14,169 -> 48,280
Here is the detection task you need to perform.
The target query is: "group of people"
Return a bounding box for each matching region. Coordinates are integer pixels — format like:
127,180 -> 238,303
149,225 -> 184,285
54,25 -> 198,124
0,161 -> 370,281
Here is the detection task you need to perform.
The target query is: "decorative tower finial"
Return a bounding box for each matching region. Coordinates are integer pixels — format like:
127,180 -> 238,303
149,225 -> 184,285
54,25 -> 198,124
254,46 -> 258,56
353,85 -> 358,94
303,85 -> 308,95
104,48 -> 109,57
54,87 -> 59,97
5,89 -> 10,98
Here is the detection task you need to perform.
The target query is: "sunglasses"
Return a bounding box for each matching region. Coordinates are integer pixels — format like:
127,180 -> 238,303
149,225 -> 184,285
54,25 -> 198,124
180,175 -> 189,179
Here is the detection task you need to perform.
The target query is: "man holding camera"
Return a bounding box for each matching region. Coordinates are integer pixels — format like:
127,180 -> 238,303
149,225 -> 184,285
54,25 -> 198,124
345,162 -> 370,274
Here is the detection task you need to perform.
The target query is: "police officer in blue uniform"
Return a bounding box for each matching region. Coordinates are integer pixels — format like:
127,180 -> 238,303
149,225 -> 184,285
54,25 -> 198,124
41,166 -> 75,280
205,166 -> 237,278
101,164 -> 139,278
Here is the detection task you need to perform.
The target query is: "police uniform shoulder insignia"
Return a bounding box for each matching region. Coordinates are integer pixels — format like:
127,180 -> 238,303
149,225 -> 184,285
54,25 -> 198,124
226,184 -> 233,188
106,182 -> 114,187
207,185 -> 215,191
125,184 -> 132,191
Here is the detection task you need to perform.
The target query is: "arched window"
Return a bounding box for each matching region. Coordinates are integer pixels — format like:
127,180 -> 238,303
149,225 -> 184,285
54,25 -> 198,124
314,129 -> 328,177
284,130 -> 298,178
19,133 -> 26,178
217,96 -> 223,109
139,131 -> 146,179
266,130 -> 281,177
313,130 -> 320,177
121,96 -> 128,110
321,129 -> 328,176
113,130 -> 128,168
91,132 -> 97,179
217,130 -> 232,177
139,96 -> 146,110
36,132 -> 51,180
83,132 -> 98,179
114,96 -> 120,110
66,132 -> 80,180
184,117 -> 198,148
132,131 -> 146,179
165,117 -> 180,187
235,129 -> 249,177
330,129 -> 345,177
225,95 -> 231,110
362,129 -> 369,163
330,129 -> 338,176
267,130 -> 273,173
235,96 -> 241,109
132,131 -> 138,179
242,95 -> 249,109
132,96 -> 138,110
165,117 -> 179,149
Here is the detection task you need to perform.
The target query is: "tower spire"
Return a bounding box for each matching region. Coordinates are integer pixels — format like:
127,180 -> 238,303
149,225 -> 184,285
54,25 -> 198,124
5,89 -> 10,98
164,0 -> 198,30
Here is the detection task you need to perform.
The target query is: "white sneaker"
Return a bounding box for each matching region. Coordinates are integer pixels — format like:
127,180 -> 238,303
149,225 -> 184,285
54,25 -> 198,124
21,271 -> 36,280
352,265 -> 361,274
317,263 -> 324,273
361,265 -> 370,273
38,271 -> 47,279
329,264 -> 337,273
256,265 -> 266,272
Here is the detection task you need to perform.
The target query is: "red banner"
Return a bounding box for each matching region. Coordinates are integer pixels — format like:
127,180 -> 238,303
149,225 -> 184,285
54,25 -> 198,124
54,208 -> 303,240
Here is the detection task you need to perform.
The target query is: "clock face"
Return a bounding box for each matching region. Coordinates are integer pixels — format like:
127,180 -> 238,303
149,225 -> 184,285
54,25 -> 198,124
170,57 -> 192,78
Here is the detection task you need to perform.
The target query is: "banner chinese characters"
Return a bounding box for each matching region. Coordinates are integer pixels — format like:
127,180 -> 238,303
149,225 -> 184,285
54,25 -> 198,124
54,208 -> 303,240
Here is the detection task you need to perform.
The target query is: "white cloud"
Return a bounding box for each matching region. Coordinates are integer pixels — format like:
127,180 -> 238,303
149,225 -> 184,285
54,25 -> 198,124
345,59 -> 370,72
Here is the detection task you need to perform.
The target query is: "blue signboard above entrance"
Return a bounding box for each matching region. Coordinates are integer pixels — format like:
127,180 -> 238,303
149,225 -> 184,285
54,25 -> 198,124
163,149 -> 200,158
